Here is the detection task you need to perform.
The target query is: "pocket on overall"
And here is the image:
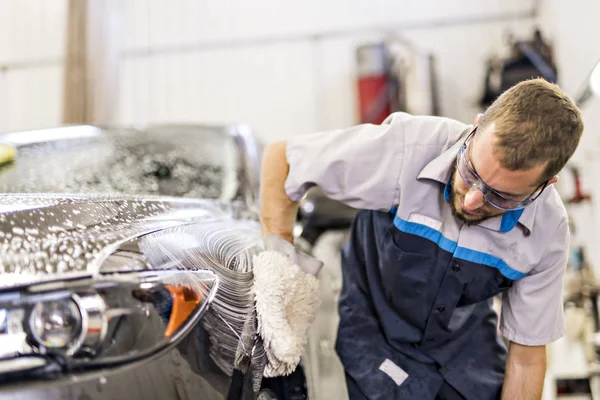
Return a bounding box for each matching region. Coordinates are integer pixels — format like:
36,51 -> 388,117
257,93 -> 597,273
379,225 -> 435,320
458,267 -> 514,306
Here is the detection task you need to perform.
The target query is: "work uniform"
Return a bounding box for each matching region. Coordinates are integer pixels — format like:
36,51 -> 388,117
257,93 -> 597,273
284,113 -> 569,400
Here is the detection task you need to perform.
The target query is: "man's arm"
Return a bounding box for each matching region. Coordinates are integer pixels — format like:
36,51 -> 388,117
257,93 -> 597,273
259,141 -> 297,243
259,114 -> 412,242
501,341 -> 546,400
499,218 -> 569,399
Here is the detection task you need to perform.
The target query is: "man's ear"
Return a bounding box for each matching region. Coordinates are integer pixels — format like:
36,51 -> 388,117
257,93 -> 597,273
473,113 -> 484,127
548,175 -> 559,186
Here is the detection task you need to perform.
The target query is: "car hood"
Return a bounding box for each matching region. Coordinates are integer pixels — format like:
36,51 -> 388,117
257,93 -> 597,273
0,193 -> 259,287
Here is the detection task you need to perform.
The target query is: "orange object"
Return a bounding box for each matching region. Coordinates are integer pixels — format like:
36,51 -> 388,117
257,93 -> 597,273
164,285 -> 202,337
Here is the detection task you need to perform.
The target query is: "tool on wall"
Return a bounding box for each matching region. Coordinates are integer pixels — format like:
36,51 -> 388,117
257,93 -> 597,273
562,165 -> 595,327
480,28 -> 558,108
566,166 -> 592,204
355,36 -> 440,124
355,43 -> 398,125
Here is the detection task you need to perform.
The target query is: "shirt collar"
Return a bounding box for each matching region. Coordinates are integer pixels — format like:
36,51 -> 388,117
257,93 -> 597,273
417,137 -> 463,185
417,129 -> 536,234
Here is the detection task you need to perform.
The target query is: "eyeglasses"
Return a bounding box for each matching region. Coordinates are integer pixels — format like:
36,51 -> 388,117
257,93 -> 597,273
456,128 -> 548,210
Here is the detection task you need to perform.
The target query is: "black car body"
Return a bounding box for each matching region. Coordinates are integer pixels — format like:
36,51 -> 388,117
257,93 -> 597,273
0,124 -> 290,400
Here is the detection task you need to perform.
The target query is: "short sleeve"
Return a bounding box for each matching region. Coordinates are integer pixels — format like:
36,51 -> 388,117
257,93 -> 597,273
500,219 -> 569,346
284,112 -> 407,211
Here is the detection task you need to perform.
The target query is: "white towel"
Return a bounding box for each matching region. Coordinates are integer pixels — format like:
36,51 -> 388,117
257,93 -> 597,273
253,235 -> 323,377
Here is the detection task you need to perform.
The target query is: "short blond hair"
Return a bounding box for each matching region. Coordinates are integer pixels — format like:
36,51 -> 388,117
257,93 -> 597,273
479,78 -> 584,183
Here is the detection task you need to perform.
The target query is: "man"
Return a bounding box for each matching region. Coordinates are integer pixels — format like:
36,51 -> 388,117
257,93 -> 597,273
259,78 -> 584,399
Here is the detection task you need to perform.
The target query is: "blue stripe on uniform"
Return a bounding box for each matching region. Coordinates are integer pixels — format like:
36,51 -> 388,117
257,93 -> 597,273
453,247 -> 526,280
393,217 -> 457,254
393,215 -> 526,280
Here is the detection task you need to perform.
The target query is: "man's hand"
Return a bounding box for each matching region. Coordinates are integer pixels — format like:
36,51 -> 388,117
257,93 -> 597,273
501,341 -> 547,400
259,141 -> 298,243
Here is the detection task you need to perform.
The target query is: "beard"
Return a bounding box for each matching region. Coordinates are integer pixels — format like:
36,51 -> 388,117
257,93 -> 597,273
447,162 -> 497,226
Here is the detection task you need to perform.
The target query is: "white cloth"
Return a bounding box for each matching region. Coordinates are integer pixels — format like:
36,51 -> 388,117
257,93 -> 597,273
253,235 -> 323,377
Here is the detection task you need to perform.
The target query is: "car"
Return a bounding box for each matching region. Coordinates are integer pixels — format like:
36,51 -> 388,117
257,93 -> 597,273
0,124 -> 298,400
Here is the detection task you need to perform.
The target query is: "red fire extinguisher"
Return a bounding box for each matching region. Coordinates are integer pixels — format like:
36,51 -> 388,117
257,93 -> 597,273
356,43 -> 397,124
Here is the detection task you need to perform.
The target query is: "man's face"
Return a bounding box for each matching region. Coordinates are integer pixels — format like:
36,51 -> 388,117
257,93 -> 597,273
449,120 -> 549,225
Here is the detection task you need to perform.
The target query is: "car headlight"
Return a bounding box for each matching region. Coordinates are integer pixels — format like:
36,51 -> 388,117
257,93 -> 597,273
0,269 -> 217,378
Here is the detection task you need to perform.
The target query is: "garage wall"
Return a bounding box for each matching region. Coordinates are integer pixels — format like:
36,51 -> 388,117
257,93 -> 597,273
117,0 -> 540,143
0,0 -> 540,143
0,0 -> 67,132
535,0 -> 600,276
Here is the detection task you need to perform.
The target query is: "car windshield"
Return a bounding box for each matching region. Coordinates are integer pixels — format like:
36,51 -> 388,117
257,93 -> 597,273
0,124 -> 258,202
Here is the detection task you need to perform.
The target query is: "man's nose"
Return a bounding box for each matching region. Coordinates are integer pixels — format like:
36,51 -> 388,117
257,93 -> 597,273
463,189 -> 485,211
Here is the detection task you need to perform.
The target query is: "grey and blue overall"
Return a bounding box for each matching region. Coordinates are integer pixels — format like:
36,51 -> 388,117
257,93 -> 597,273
285,113 -> 569,399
